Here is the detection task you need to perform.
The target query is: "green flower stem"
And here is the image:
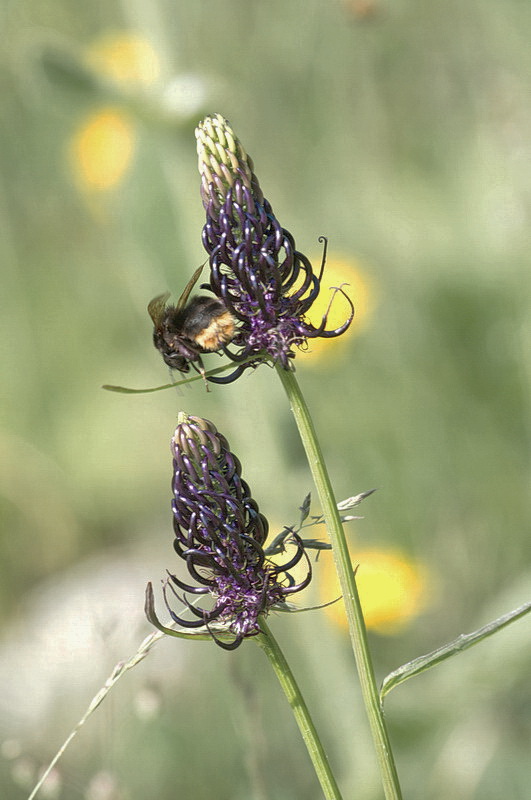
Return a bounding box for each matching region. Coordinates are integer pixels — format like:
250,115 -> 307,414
275,365 -> 403,800
256,617 -> 343,800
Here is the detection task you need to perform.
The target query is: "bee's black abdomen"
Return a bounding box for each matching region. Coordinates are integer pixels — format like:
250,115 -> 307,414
179,297 -> 228,340
149,288 -> 235,376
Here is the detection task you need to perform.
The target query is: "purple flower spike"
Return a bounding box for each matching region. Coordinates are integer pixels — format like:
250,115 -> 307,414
195,115 -> 354,382
156,413 -> 311,649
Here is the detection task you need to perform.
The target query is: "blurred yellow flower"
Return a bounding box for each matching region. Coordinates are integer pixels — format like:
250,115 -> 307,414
320,546 -> 429,635
302,255 -> 376,363
86,32 -> 160,88
69,108 -> 136,191
67,33 -> 161,194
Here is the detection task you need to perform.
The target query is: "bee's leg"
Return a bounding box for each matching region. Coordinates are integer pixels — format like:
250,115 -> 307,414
192,356 -> 210,392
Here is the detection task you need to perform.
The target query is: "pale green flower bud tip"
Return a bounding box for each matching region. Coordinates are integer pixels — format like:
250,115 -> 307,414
176,410 -> 189,426
195,113 -> 255,197
171,415 -> 225,473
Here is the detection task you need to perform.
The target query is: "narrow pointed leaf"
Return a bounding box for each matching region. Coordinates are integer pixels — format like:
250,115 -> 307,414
274,595 -> 342,614
299,538 -> 332,551
144,583 -> 211,641
103,357 -> 258,394
102,381 -> 181,394
299,492 -> 312,525
381,600 -> 531,702
337,489 -> 377,511
264,527 -> 295,555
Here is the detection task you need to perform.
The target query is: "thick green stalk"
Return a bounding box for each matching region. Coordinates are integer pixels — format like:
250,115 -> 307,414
255,618 -> 343,800
275,365 -> 403,800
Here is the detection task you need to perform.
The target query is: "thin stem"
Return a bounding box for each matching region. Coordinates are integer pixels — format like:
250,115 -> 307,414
276,365 -> 403,800
255,617 -> 343,800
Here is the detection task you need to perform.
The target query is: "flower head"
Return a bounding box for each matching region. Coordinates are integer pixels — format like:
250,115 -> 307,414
195,114 -> 354,382
157,413 -> 311,649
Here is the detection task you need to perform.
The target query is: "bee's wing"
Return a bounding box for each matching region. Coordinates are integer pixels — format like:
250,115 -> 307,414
175,263 -> 205,311
147,292 -> 171,325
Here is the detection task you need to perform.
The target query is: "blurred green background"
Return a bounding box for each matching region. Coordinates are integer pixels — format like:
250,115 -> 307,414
1,0 -> 530,798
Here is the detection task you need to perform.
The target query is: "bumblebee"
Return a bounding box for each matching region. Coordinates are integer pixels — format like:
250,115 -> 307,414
148,264 -> 235,380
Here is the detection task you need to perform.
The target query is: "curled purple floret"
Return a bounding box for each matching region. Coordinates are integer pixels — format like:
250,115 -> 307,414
202,183 -> 353,382
196,115 -> 353,383
149,414 -> 311,649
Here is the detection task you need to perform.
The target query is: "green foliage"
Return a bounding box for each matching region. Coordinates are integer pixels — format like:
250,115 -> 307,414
1,0 -> 530,798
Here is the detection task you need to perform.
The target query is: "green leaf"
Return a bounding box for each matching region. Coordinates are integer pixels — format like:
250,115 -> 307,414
336,488 -> 377,511
144,583 -> 239,645
299,492 -> 312,525
103,357 -> 258,394
274,596 -> 341,614
144,583 -> 212,641
381,600 -> 531,702
102,381 -> 180,394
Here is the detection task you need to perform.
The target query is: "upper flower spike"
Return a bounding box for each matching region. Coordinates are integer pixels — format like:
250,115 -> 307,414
195,114 -> 354,382
157,413 -> 311,649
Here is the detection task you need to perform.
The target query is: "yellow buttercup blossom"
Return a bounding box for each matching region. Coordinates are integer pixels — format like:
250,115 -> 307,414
86,32 -> 160,88
68,34 -> 161,193
69,108 -> 136,191
302,255 -> 376,362
320,546 -> 429,635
